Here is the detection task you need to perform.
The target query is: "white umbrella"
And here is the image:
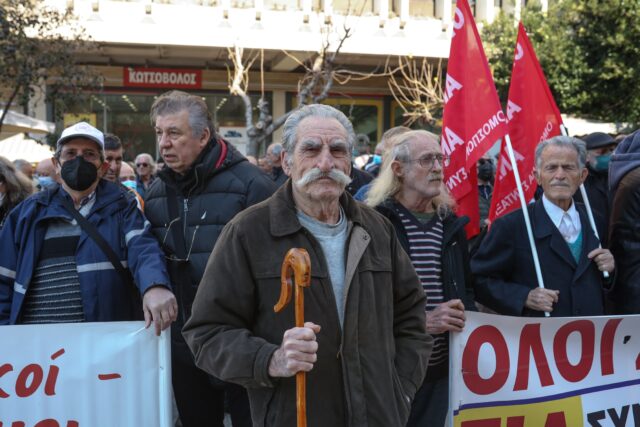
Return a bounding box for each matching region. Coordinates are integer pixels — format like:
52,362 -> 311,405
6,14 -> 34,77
0,109 -> 55,135
0,133 -> 54,163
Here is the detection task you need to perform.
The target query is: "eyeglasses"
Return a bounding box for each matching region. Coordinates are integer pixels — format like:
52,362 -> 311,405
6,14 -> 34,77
60,149 -> 100,163
136,163 -> 149,168
407,153 -> 450,169
161,217 -> 199,263
478,158 -> 494,166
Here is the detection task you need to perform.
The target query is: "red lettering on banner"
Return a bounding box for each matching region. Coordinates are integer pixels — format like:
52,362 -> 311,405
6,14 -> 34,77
0,421 -> 79,427
600,318 -> 622,375
462,325 -> 509,395
514,324 -> 554,391
544,412 -> 567,427
507,417 -> 525,427
444,74 -> 463,104
553,320 -> 595,383
0,364 -> 11,398
1,349 -> 63,399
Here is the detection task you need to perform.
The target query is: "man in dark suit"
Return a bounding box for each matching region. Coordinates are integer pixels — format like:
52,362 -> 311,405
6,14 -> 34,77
471,136 -> 615,317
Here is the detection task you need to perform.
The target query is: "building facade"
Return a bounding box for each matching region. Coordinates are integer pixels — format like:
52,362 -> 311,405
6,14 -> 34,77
38,0 -> 536,157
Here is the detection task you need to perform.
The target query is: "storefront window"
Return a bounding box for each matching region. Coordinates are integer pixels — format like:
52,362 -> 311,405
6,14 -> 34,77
55,91 -> 270,161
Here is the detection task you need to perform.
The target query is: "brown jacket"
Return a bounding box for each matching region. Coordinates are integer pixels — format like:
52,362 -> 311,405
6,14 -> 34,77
183,182 -> 432,427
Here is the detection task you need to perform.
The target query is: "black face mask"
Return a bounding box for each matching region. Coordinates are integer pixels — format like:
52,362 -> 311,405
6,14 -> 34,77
478,162 -> 495,182
60,156 -> 98,191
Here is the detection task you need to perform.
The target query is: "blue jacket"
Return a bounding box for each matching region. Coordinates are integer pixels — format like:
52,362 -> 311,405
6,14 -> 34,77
0,180 -> 171,324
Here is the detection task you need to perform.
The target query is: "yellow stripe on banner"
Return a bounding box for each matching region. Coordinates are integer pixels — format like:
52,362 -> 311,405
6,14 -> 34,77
454,395 -> 583,427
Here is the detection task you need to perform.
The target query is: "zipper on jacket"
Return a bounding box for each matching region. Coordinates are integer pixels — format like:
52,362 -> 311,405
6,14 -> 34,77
183,198 -> 189,234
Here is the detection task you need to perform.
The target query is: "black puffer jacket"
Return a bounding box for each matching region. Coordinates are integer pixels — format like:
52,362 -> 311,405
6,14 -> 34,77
145,137 -> 277,324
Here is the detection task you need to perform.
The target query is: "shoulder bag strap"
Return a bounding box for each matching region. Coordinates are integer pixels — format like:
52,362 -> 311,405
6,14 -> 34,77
59,196 -> 136,291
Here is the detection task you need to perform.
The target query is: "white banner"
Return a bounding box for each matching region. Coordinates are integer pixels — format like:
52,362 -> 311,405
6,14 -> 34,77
0,322 -> 171,427
451,312 -> 640,427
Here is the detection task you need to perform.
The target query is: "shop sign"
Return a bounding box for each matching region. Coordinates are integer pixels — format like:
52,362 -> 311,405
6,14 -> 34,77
63,113 -> 97,128
123,67 -> 202,89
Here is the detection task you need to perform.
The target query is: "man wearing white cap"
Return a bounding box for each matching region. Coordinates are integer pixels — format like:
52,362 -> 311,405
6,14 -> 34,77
0,122 -> 177,333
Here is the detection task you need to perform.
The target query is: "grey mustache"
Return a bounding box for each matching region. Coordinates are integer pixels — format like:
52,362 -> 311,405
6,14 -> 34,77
295,168 -> 352,188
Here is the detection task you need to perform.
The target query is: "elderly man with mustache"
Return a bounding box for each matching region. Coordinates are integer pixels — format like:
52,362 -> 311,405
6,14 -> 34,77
471,136 -> 615,317
183,104 -> 432,427
366,130 -> 476,427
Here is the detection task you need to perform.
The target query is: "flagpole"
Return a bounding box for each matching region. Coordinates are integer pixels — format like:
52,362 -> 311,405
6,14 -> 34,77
503,134 -> 550,317
560,126 -> 609,279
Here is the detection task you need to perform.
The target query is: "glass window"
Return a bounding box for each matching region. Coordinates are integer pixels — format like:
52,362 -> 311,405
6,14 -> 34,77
409,0 -> 435,18
333,0 -> 373,15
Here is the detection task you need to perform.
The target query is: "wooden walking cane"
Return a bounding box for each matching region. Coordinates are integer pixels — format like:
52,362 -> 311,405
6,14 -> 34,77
274,248 -> 311,427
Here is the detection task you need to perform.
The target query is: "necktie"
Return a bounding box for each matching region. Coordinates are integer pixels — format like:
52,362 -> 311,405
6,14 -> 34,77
559,213 -> 576,242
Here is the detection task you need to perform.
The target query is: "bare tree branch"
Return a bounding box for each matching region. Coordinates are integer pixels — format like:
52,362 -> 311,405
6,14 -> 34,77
386,57 -> 444,126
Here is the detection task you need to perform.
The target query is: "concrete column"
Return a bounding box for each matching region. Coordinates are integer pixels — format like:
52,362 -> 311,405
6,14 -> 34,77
475,0 -> 495,23
374,0 -> 389,25
435,0 -> 452,28
272,90 -> 286,146
399,0 -> 408,26
540,0 -> 548,13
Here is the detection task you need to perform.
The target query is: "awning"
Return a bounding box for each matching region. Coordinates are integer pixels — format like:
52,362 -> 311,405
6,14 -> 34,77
0,133 -> 54,163
0,109 -> 55,135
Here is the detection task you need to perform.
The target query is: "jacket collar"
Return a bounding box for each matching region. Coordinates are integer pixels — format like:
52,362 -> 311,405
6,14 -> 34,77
378,197 -> 467,246
157,137 -> 242,195
36,180 -> 122,213
269,180 -> 365,237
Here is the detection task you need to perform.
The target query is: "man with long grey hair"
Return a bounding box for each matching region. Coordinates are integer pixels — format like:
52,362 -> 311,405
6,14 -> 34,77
183,104 -> 432,427
366,129 -> 475,427
472,135 -> 615,317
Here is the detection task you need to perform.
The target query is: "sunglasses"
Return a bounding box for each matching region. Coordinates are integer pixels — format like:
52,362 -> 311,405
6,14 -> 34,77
136,163 -> 149,168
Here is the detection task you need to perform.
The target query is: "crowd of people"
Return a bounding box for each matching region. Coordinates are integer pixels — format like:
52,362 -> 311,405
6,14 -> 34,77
0,90 -> 638,427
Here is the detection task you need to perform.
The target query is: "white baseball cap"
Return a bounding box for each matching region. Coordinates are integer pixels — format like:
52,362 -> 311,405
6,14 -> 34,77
56,122 -> 104,150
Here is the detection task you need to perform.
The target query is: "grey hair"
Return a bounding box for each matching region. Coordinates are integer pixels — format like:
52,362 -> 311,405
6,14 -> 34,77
535,136 -> 587,169
366,130 -> 455,217
281,104 -> 356,165
150,90 -> 215,139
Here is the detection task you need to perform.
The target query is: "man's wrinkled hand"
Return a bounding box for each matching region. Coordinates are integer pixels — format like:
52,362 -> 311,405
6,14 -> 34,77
142,286 -> 178,336
525,287 -> 559,313
268,322 -> 321,378
588,248 -> 615,274
426,299 -> 466,334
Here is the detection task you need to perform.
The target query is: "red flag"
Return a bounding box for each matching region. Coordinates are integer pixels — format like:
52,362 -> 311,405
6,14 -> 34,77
488,23 -> 563,222
441,0 -> 508,237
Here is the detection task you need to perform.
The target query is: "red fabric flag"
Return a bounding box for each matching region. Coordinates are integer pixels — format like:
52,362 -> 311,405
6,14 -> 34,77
488,23 -> 563,222
441,0 -> 508,237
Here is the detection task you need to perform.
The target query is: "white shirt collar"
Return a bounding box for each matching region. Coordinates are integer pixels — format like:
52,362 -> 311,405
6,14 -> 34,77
542,194 -> 581,239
